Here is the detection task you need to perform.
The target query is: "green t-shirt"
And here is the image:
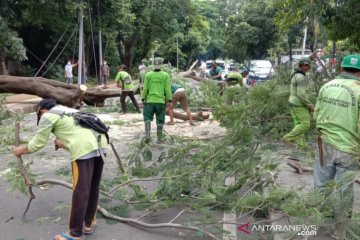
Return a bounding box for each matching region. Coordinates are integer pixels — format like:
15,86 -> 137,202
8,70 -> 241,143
142,70 -> 172,104
115,71 -> 135,91
288,68 -> 314,109
315,73 -> 360,155
171,83 -> 183,94
209,66 -> 223,80
27,105 -> 108,161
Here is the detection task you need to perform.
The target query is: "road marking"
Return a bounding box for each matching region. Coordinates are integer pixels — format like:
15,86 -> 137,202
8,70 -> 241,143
223,176 -> 237,240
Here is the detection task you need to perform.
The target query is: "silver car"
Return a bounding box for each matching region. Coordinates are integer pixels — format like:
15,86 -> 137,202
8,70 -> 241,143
249,60 -> 274,80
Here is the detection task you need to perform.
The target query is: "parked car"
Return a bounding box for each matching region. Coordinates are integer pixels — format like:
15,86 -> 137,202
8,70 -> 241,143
249,60 -> 274,80
280,48 -> 312,64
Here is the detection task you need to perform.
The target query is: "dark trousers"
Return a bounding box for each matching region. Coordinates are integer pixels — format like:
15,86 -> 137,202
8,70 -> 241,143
143,103 -> 166,125
120,91 -> 140,113
102,75 -> 108,85
69,157 -> 104,237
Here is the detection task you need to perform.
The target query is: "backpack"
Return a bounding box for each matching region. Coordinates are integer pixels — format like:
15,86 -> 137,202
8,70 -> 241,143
49,108 -> 110,144
123,75 -> 132,84
72,112 -> 110,144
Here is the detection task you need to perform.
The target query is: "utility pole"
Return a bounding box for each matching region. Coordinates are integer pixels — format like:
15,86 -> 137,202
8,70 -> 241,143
176,34 -> 179,70
77,4 -> 84,86
301,17 -> 309,58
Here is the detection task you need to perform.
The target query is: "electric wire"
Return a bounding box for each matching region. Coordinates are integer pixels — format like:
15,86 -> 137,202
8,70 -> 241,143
41,24 -> 78,77
33,26 -> 69,78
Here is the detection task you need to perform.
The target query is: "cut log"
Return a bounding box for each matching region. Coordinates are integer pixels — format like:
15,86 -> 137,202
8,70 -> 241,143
0,75 -> 122,108
165,109 -> 209,121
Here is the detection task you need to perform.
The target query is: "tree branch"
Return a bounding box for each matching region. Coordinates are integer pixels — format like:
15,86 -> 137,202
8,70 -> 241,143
15,121 -> 35,217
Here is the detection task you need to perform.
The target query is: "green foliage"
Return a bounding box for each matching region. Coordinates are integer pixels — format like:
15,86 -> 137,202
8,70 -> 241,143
0,17 -> 27,61
1,160 -> 36,195
0,94 -> 9,121
224,0 -> 279,60
0,120 -> 16,145
198,69 -> 294,139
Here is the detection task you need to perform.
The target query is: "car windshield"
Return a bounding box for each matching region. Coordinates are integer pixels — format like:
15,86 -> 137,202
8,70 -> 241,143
250,61 -> 272,69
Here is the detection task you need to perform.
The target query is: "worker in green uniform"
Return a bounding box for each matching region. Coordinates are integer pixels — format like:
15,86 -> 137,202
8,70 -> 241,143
12,98 -> 107,240
141,58 -> 172,143
115,64 -> 141,114
167,83 -> 194,125
282,57 -> 314,149
314,55 -> 360,239
222,69 -> 249,104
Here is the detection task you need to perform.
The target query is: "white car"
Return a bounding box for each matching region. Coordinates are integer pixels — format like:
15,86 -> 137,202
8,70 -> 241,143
249,60 -> 274,80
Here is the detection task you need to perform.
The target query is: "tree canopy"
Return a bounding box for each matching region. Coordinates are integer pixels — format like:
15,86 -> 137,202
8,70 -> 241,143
1,0 -> 360,77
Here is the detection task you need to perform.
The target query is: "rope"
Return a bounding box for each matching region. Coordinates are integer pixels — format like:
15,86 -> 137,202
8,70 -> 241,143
87,0 -> 98,82
33,26 -> 69,78
41,24 -> 78,77
24,46 -> 46,66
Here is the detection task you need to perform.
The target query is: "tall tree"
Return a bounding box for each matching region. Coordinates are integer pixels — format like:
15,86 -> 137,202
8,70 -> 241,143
273,0 -> 360,51
223,0 -> 279,61
100,0 -> 210,70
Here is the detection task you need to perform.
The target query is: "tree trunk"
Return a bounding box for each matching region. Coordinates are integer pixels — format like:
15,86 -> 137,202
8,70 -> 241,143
0,75 -> 122,108
0,54 -> 9,75
124,43 -> 133,70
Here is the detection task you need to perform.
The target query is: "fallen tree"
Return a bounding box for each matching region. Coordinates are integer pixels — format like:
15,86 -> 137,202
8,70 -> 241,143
0,75 -> 121,108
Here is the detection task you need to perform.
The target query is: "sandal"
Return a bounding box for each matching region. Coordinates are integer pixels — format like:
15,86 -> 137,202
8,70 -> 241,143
54,232 -> 85,240
84,224 -> 96,235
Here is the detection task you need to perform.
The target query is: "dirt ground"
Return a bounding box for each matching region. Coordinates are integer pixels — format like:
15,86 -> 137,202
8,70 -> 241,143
0,102 -> 359,240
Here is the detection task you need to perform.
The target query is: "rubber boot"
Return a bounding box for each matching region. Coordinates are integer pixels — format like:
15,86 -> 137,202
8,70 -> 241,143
157,124 -> 164,143
144,121 -> 151,143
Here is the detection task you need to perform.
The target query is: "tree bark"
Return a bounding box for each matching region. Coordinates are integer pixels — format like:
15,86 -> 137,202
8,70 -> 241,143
0,54 -> 9,75
165,109 -> 209,121
0,75 -> 122,108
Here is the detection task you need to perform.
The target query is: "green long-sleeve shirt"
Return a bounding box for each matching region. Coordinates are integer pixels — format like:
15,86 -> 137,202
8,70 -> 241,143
142,70 -> 172,103
314,73 -> 360,155
115,71 -> 135,91
288,68 -> 314,109
27,105 -> 108,161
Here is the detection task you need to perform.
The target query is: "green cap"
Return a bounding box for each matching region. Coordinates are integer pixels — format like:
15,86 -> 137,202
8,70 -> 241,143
299,57 -> 311,65
341,55 -> 360,70
153,57 -> 163,69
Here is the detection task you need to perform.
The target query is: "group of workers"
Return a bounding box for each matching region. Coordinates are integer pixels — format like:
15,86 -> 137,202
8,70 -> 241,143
283,54 -> 360,239
113,58 -> 194,144
11,53 -> 360,240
